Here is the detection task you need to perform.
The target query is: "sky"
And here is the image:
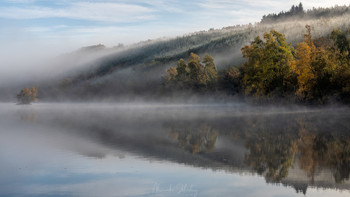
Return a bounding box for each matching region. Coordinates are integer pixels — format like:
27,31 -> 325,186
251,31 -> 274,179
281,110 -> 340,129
1,0 -> 349,52
0,0 -> 349,84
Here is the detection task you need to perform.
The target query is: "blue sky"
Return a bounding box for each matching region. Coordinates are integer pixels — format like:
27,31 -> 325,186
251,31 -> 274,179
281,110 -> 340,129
1,0 -> 349,51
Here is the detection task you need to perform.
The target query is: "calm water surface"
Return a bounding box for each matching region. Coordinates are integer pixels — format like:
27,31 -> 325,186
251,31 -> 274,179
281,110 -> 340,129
1,103 -> 350,197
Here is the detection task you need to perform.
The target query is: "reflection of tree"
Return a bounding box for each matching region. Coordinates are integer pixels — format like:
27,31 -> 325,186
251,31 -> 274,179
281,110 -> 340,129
18,109 -> 37,122
325,138 -> 350,183
242,115 -> 350,185
168,124 -> 218,154
244,132 -> 297,182
292,183 -> 308,195
296,120 -> 350,184
166,112 -> 350,188
296,121 -> 319,182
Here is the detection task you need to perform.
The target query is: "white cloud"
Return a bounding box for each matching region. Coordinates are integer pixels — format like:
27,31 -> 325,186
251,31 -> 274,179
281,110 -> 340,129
297,0 -> 350,8
192,0 -> 350,29
198,0 -> 241,9
23,25 -> 68,32
3,0 -> 37,3
198,0 -> 286,9
133,0 -> 184,13
24,26 -> 52,32
0,2 -> 156,23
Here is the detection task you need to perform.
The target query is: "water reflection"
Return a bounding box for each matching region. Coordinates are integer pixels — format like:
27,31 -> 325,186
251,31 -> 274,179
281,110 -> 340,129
243,118 -> 350,187
168,123 -> 218,154
1,103 -> 350,196
164,110 -> 350,193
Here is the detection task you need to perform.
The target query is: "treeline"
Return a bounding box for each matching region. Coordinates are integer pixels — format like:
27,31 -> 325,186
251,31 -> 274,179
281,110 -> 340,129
261,3 -> 350,23
54,4 -> 350,100
165,26 -> 350,103
32,3 -> 350,102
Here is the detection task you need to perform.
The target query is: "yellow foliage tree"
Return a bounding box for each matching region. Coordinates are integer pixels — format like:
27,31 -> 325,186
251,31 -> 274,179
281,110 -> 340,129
294,41 -> 316,100
17,87 -> 38,104
294,25 -> 336,101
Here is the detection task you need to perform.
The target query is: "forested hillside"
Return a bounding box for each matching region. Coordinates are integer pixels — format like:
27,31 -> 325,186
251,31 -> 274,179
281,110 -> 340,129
9,3 -> 350,103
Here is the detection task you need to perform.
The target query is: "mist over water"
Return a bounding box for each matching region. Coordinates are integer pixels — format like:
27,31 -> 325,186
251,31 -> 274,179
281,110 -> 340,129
1,102 -> 350,196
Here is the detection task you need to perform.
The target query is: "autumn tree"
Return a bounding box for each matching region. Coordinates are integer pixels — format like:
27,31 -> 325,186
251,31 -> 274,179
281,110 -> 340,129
202,54 -> 218,88
293,27 -> 316,100
176,59 -> 189,86
188,53 -> 206,87
17,87 -> 38,104
165,53 -> 218,91
293,25 -> 340,102
332,63 -> 350,102
161,27 -> 350,103
241,30 -> 296,97
330,29 -> 350,57
328,29 -> 350,102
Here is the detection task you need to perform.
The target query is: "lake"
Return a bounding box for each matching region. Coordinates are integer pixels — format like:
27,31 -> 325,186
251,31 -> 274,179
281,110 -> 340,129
1,103 -> 350,197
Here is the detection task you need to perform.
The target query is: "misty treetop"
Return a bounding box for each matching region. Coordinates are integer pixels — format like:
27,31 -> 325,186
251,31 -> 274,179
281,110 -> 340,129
164,26 -> 350,103
261,2 -> 304,23
261,3 -> 350,24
